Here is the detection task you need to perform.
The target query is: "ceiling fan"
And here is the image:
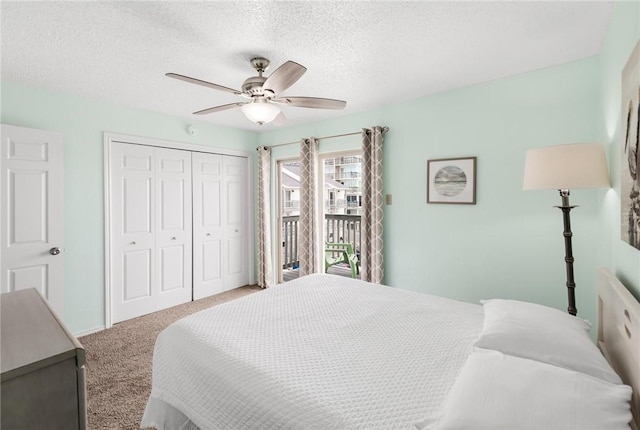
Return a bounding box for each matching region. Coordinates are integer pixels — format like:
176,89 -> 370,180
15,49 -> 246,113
167,57 -> 347,126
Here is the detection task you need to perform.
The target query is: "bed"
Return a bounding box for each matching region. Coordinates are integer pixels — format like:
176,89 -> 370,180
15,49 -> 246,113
141,268 -> 639,429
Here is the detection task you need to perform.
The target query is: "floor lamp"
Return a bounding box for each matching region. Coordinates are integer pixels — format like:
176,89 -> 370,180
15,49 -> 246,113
523,143 -> 610,316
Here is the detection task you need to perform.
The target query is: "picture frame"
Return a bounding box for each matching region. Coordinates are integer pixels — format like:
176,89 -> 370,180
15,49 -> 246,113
427,157 -> 477,204
621,39 -> 640,250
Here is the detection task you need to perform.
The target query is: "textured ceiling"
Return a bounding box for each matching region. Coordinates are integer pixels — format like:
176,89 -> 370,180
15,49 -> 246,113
1,1 -> 613,131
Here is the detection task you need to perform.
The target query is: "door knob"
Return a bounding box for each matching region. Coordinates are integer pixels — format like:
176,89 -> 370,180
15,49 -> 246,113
49,247 -> 61,256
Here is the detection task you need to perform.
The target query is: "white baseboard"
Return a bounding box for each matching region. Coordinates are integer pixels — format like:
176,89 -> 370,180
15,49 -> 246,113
74,325 -> 106,338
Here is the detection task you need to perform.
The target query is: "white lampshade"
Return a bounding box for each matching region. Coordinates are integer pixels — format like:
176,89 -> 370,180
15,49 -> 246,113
241,99 -> 281,125
523,143 -> 611,190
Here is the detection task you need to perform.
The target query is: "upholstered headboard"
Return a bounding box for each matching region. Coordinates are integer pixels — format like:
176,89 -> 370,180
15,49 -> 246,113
598,267 -> 640,430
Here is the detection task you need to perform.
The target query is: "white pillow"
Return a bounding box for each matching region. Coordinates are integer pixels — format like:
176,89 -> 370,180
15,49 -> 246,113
474,299 -> 622,384
416,349 -> 632,430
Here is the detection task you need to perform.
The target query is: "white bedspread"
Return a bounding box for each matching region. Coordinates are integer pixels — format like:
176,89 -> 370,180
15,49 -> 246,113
141,274 -> 483,430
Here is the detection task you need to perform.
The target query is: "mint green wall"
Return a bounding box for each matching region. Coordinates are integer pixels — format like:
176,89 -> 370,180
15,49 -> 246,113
260,57 -> 602,325
0,81 -> 258,334
4,1 -> 637,335
598,1 -> 640,297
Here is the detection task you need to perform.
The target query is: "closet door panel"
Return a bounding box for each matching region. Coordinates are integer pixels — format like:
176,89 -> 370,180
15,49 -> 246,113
123,176 -> 152,233
201,181 -> 221,226
202,240 -> 222,281
227,237 -> 242,276
223,156 -> 248,290
110,144 -> 192,323
227,180 -> 242,226
122,249 -> 152,300
192,152 -> 224,299
110,143 -> 156,323
155,147 -> 192,304
160,180 -> 185,230
159,245 -> 184,292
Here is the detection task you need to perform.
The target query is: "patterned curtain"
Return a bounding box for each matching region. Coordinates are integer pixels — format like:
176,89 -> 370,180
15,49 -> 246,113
298,138 -> 320,276
256,146 -> 273,288
361,126 -> 385,283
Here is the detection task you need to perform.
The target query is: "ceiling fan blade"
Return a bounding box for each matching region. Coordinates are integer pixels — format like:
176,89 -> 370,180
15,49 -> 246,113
263,61 -> 307,95
272,96 -> 346,110
272,111 -> 287,126
166,73 -> 241,95
193,102 -> 247,115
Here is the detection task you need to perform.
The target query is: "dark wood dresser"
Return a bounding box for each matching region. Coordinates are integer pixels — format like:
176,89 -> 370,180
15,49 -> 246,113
1,288 -> 87,429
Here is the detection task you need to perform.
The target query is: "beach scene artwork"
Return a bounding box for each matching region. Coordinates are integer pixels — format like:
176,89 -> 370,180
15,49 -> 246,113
434,166 -> 467,197
427,157 -> 476,204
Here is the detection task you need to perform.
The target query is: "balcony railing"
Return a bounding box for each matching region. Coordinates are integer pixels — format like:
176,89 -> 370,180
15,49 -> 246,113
335,156 -> 361,165
335,171 -> 360,179
283,200 -> 300,209
324,200 -> 348,209
282,214 -> 361,269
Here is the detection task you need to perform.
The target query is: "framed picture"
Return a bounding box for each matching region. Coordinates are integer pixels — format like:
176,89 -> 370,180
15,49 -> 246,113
621,39 -> 640,250
427,157 -> 477,204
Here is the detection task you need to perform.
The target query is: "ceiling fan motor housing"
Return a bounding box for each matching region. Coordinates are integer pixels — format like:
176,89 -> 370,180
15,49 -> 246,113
241,57 -> 276,97
241,75 -> 270,97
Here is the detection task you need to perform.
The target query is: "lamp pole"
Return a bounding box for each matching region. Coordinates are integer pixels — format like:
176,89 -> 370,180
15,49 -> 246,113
524,143 -> 610,318
556,189 -> 577,316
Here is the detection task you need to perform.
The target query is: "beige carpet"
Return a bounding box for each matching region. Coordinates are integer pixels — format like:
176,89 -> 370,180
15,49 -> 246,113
79,285 -> 262,430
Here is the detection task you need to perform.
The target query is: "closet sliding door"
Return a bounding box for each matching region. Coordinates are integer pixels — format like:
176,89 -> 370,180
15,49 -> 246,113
110,143 -> 192,323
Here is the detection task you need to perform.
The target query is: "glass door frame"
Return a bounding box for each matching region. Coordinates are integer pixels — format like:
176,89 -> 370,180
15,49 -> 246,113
276,157 -> 300,283
318,149 -> 363,279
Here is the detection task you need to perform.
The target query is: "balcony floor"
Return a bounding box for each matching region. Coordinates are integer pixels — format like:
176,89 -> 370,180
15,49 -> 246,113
281,263 -> 359,283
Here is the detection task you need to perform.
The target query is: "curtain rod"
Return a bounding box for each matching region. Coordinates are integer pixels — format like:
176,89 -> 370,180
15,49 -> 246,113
258,126 -> 389,150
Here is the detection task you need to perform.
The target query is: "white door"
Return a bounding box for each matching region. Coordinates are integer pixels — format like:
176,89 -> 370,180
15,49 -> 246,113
192,152 -> 224,299
223,155 -> 249,290
0,124 -> 64,316
192,153 -> 248,299
156,147 -> 193,302
110,143 -> 192,323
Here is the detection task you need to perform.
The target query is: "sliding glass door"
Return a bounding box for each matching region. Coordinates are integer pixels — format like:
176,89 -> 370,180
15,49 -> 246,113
278,159 -> 301,282
321,151 -> 363,279
277,151 -> 363,282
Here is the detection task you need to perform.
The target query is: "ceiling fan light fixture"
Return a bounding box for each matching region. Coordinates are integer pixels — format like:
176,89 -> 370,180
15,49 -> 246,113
241,99 -> 281,125
168,57 -> 345,125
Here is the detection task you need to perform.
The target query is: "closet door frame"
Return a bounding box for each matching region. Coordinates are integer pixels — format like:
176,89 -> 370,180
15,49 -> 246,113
103,132 -> 254,329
